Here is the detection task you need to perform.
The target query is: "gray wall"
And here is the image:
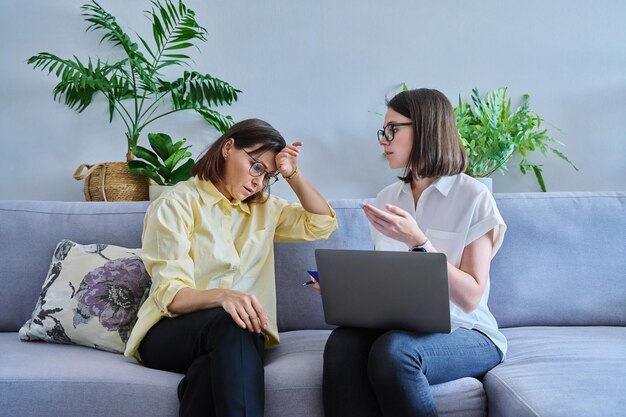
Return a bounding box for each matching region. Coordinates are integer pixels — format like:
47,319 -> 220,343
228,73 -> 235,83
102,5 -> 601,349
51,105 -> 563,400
1,0 -> 625,201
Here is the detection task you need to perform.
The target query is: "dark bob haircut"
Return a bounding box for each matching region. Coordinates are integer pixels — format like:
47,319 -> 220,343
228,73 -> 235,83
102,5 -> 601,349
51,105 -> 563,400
192,118 -> 286,203
387,88 -> 467,182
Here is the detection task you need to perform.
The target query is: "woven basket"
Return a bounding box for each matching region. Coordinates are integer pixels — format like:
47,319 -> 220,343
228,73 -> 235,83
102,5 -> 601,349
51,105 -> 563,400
73,162 -> 149,201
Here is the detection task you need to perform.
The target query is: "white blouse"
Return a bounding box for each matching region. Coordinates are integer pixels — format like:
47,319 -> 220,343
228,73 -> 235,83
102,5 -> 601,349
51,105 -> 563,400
371,174 -> 508,358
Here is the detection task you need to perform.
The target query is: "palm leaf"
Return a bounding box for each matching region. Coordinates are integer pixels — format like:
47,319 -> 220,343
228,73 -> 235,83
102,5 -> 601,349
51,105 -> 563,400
82,1 -> 148,65
145,0 -> 207,72
28,53 -> 117,112
165,71 -> 241,108
82,1 -> 154,92
195,106 -> 235,133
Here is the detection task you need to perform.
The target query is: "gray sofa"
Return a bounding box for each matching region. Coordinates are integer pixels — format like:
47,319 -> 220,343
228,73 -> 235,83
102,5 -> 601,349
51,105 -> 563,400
1,192 -> 624,417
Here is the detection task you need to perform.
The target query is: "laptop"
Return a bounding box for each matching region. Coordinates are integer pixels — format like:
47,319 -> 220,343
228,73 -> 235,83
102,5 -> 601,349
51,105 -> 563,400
315,249 -> 451,334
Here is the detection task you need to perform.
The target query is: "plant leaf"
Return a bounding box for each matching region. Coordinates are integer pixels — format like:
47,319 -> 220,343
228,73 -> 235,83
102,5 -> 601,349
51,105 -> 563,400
531,165 -> 546,192
195,106 -> 235,133
148,132 -> 174,161
82,1 -> 148,66
455,86 -> 576,189
146,0 -> 207,73
164,71 -> 241,108
168,158 -> 194,185
163,148 -> 192,171
128,160 -> 164,185
131,145 -> 161,167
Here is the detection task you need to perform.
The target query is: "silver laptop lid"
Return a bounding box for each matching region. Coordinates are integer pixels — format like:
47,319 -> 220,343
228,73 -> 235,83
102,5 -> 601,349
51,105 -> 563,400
315,249 -> 451,334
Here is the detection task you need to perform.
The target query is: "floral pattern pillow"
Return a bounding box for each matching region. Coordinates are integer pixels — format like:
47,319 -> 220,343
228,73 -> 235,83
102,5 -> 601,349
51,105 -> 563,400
19,240 -> 151,353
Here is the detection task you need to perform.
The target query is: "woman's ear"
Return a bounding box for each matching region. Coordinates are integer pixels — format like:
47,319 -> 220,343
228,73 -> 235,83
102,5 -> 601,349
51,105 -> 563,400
222,138 -> 235,159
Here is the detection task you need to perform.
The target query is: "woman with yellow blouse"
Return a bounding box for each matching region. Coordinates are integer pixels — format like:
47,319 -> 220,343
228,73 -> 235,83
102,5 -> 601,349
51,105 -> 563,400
124,118 -> 337,417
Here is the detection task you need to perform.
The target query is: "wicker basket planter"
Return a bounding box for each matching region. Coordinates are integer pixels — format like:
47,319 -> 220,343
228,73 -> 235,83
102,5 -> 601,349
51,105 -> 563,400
73,162 -> 149,201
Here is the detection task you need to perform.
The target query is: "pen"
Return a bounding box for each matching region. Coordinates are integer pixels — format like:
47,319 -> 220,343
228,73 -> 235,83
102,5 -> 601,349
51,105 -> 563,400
303,280 -> 317,286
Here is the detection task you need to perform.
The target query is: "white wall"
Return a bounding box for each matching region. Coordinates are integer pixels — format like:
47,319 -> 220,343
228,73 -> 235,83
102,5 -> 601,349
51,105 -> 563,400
1,0 -> 625,201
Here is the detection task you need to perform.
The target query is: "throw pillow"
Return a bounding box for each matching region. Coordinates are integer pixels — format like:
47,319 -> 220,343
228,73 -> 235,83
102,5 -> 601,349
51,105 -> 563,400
19,239 -> 151,353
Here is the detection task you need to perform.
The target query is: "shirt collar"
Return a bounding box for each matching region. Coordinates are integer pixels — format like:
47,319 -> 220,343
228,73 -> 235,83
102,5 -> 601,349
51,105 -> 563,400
398,175 -> 456,198
432,175 -> 456,196
194,176 -> 251,214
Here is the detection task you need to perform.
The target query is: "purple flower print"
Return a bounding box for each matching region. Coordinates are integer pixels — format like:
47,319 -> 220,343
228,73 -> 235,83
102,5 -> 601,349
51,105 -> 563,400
74,256 -> 150,342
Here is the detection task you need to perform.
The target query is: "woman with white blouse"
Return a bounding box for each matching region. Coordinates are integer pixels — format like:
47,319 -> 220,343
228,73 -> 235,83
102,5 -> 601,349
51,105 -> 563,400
125,118 -> 337,417
319,89 -> 507,417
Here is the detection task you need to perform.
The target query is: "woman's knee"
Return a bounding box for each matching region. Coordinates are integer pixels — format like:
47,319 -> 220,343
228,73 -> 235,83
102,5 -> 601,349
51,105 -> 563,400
324,327 -> 377,364
367,331 -> 425,384
191,308 -> 264,355
214,311 -> 263,348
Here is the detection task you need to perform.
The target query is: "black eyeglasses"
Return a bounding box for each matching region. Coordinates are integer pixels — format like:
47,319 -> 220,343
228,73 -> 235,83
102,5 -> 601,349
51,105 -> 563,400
242,149 -> 279,186
377,122 -> 413,143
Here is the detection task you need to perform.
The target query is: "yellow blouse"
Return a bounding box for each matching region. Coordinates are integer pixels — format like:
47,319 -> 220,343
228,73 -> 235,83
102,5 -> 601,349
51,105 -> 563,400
124,177 -> 337,361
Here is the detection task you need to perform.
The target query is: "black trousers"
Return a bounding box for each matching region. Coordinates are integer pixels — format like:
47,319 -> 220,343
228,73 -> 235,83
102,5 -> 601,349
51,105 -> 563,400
139,308 -> 266,417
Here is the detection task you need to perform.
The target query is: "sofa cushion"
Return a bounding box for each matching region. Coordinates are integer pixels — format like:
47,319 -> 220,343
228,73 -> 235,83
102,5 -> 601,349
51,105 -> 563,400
19,240 -> 151,353
266,330 -> 488,417
0,332 -> 182,417
484,326 -> 626,417
1,329 -> 489,417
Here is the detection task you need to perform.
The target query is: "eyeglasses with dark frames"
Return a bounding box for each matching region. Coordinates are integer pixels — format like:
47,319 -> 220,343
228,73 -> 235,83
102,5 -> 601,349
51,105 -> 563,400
377,122 -> 413,143
241,148 -> 280,186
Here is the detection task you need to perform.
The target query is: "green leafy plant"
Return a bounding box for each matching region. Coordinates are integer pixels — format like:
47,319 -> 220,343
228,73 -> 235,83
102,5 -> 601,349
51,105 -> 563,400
128,133 -> 193,185
28,0 -> 239,162
454,87 -> 578,191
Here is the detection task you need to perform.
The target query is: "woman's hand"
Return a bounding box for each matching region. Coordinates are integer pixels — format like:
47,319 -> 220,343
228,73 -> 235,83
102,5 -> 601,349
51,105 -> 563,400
308,275 -> 321,295
362,203 -> 427,248
168,287 -> 268,333
219,289 -> 269,333
275,140 -> 333,216
275,141 -> 302,178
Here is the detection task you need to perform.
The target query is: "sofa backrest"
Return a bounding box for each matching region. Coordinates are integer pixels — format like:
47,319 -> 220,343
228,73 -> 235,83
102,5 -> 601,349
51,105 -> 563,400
1,192 -> 624,333
489,192 -> 626,328
276,192 -> 626,330
0,199 -> 373,333
0,200 -> 150,332
274,199 -> 373,331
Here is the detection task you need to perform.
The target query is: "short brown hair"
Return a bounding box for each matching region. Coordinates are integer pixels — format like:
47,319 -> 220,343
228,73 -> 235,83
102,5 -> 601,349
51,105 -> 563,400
387,88 -> 467,182
192,118 -> 286,203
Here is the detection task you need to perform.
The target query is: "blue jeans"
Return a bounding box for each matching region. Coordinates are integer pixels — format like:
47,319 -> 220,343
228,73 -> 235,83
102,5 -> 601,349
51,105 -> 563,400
323,327 -> 501,417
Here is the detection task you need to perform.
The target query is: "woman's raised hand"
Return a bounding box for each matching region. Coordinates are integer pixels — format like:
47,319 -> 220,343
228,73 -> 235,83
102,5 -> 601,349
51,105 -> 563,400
362,203 -> 428,248
276,141 -> 302,178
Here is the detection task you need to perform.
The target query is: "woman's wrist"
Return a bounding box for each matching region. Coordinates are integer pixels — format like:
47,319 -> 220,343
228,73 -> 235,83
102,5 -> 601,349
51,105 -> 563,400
407,235 -> 428,248
283,166 -> 299,181
409,239 -> 436,252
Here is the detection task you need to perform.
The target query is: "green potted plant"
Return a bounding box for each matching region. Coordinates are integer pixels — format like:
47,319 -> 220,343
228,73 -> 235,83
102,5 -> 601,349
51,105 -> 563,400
128,133 -> 194,200
454,87 -> 578,192
29,0 -> 239,201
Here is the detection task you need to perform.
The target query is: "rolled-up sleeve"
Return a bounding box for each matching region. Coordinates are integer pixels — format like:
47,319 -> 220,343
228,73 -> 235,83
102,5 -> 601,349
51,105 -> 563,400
465,191 -> 507,257
274,201 -> 338,243
142,199 -> 196,316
